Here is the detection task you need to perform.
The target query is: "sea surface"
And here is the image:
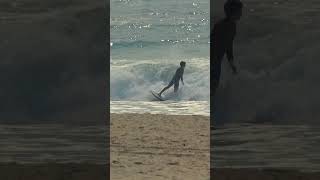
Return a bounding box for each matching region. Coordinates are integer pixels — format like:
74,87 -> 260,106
212,124 -> 320,172
0,125 -> 107,164
111,0 -> 210,102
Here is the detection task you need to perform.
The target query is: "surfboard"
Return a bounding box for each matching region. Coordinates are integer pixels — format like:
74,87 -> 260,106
150,91 -> 165,101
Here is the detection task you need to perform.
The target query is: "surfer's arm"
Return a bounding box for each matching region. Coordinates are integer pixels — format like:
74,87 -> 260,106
226,43 -> 237,74
226,41 -> 234,62
226,34 -> 237,74
181,74 -> 184,84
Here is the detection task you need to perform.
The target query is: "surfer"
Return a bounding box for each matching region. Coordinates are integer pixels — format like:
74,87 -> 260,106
211,0 -> 243,97
159,61 -> 186,97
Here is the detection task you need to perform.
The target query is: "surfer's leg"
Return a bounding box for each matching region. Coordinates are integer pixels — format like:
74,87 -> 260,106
159,81 -> 174,95
174,82 -> 179,93
159,86 -> 169,95
211,59 -> 222,98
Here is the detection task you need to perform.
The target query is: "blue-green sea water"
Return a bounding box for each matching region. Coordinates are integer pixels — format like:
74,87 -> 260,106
110,1 -> 211,172
111,0 -> 210,103
111,0 -> 209,60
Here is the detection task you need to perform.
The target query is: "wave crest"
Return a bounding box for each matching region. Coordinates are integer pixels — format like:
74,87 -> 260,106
111,58 -> 209,101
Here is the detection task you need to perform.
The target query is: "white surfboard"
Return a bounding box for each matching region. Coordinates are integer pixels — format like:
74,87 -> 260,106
150,91 -> 165,101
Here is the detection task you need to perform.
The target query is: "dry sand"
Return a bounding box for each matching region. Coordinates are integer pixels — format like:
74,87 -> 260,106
110,113 -> 210,180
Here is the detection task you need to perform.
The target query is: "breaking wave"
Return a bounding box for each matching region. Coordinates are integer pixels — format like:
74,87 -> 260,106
214,48 -> 320,124
110,58 -> 209,101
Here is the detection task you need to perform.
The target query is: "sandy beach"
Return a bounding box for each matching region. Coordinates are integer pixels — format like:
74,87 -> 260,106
110,113 -> 210,180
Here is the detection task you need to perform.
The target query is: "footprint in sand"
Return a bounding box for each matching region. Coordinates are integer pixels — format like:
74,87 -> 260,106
112,160 -> 120,164
167,162 -> 179,165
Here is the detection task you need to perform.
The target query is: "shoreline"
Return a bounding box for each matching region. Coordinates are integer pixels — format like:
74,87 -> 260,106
1,163 -> 319,180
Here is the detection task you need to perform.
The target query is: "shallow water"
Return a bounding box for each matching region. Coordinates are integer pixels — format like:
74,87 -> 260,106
0,125 -> 107,164
212,124 -> 320,172
111,100 -> 209,116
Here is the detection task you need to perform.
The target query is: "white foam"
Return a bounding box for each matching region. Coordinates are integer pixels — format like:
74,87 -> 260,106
111,100 -> 209,116
110,58 -> 210,101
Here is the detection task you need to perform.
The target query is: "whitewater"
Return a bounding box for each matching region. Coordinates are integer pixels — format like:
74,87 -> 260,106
110,0 -> 210,116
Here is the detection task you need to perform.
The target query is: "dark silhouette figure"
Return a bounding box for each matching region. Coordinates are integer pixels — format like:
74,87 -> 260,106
211,0 -> 243,98
159,61 -> 186,96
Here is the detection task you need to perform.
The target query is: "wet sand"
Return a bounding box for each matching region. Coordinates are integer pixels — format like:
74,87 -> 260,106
212,124 -> 320,171
213,168 -> 320,180
0,163 -> 108,180
0,124 -> 108,179
211,124 -> 320,179
111,113 -> 210,180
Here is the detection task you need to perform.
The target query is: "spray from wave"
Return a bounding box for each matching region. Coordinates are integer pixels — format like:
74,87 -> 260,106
214,44 -> 320,125
111,58 -> 209,101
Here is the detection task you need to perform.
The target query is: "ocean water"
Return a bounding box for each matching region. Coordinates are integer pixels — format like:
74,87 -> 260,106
111,0 -> 210,115
0,125 -> 107,163
210,2 -> 320,171
212,124 -> 320,172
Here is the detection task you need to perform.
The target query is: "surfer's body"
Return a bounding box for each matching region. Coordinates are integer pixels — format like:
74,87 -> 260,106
159,61 -> 186,96
211,0 -> 243,96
